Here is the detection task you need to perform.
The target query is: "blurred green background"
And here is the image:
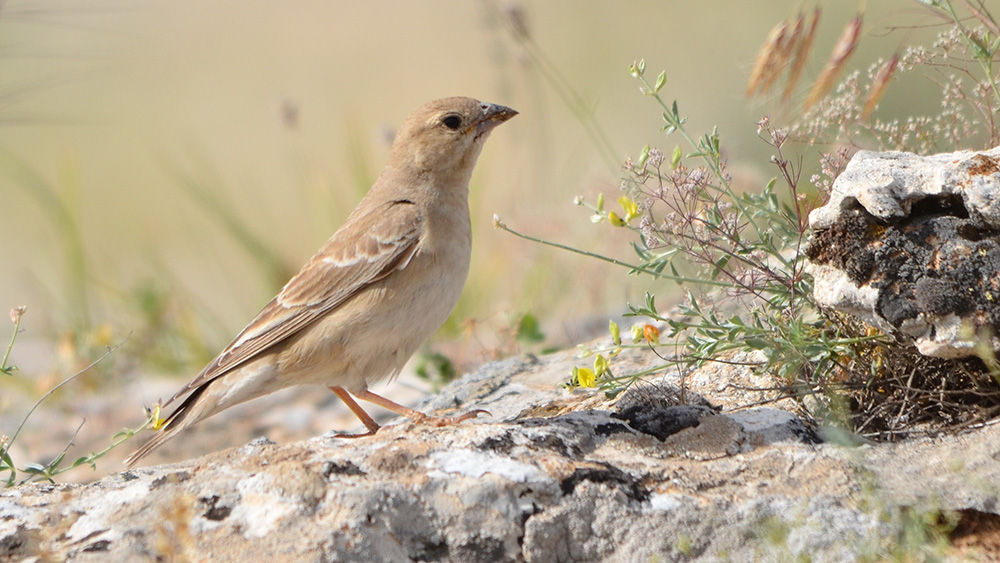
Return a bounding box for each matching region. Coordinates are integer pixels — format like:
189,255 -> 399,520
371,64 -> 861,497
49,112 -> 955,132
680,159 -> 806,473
1,0 -> 946,376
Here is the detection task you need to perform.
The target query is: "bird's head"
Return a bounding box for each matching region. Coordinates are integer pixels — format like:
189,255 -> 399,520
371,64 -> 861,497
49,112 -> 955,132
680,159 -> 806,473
388,97 -> 517,182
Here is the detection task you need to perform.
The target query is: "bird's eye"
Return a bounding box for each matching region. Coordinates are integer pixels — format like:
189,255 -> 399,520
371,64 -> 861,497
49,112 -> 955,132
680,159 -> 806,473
442,114 -> 462,130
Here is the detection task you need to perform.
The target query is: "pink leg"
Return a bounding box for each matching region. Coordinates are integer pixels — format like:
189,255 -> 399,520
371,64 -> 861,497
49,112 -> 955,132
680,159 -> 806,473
329,386 -> 381,436
328,386 -> 489,438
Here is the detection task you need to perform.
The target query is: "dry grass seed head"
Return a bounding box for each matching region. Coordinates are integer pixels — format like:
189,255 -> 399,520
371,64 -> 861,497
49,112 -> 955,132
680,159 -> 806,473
806,14 -> 863,109
862,54 -> 900,121
747,21 -> 789,97
783,7 -> 821,101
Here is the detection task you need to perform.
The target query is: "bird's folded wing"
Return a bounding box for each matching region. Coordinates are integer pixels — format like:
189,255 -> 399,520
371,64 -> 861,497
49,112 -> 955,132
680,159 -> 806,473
166,199 -> 423,405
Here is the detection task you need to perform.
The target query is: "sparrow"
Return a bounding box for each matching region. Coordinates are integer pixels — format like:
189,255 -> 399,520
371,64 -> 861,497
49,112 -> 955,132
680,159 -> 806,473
125,97 -> 517,467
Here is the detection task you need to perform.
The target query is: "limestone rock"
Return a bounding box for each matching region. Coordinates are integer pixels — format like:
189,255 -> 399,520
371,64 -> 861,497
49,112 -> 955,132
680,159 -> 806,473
3,340 -> 1000,561
806,146 -> 1000,357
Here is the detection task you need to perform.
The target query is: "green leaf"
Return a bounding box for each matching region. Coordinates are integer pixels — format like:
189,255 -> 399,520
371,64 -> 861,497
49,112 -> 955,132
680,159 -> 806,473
644,292 -> 658,314
71,456 -> 92,469
516,313 -> 545,344
52,451 -> 67,465
415,351 -> 457,387
669,262 -> 682,284
654,71 -> 667,93
609,320 -> 621,346
712,255 -> 731,277
637,145 -> 651,168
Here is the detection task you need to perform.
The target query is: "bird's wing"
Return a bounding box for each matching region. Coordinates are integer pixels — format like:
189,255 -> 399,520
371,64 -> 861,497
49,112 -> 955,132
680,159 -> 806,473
165,198 -> 423,405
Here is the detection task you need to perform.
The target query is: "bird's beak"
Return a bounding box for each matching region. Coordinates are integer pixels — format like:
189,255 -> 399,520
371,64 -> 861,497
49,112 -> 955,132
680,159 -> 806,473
473,103 -> 518,137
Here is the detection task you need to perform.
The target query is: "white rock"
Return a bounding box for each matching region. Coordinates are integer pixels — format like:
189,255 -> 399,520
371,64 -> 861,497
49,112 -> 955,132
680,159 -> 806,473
807,146 -> 1000,357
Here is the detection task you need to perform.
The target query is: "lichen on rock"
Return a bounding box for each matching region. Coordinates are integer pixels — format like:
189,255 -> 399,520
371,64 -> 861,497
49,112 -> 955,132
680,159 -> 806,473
806,146 -> 1000,358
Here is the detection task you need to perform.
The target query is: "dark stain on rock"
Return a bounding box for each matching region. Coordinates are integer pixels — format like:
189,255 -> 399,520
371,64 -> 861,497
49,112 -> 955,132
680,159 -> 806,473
806,199 -> 886,284
83,540 -> 111,552
594,421 -> 631,437
616,405 -> 707,442
807,194 -> 1000,333
0,527 -> 25,555
530,433 -> 577,458
478,432 -> 515,455
560,464 -> 649,502
453,535 -> 506,563
199,495 -> 233,521
611,382 -> 719,441
322,460 -> 366,477
413,538 -> 449,562
151,471 -> 191,489
914,277 -> 973,317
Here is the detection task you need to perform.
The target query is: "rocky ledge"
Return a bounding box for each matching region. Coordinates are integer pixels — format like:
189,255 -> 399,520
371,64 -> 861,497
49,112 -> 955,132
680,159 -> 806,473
806,146 -> 1000,358
3,338 -> 1000,561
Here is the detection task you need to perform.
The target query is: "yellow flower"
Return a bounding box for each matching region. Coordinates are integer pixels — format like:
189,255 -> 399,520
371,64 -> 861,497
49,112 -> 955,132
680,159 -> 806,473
594,354 -> 609,377
150,404 -> 166,430
574,366 -> 596,388
618,195 -> 640,223
608,211 -> 626,227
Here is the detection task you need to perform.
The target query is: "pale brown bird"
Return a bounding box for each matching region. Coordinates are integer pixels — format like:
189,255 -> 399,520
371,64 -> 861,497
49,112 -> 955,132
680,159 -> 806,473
125,97 -> 517,467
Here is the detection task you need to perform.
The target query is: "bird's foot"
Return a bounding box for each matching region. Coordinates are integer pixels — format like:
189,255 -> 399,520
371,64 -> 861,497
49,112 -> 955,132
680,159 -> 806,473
331,410 -> 490,438
332,428 -> 380,439
415,409 -> 491,427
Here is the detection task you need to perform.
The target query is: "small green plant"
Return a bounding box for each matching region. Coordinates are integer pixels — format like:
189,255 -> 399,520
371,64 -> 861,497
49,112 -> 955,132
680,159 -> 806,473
415,349 -> 458,391
501,1 -> 1000,439
1,306 -> 24,377
0,307 -> 153,487
512,311 -> 546,346
501,61 -> 883,414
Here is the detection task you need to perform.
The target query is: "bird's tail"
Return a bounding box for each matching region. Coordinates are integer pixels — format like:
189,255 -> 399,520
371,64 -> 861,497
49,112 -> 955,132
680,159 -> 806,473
123,426 -> 180,468
123,385 -> 207,468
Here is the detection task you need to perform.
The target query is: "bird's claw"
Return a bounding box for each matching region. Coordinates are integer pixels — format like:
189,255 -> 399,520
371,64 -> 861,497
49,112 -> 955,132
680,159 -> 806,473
332,428 -> 379,439
425,409 -> 492,426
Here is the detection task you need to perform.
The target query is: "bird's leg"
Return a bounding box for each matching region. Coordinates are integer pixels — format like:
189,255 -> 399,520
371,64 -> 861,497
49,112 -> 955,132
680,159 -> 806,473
329,386 -> 489,438
329,386 -> 382,437
353,389 -> 490,427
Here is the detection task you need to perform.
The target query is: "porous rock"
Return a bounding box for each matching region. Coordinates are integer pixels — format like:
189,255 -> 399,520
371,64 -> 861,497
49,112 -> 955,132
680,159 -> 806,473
3,341 -> 1000,561
806,146 -> 1000,357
